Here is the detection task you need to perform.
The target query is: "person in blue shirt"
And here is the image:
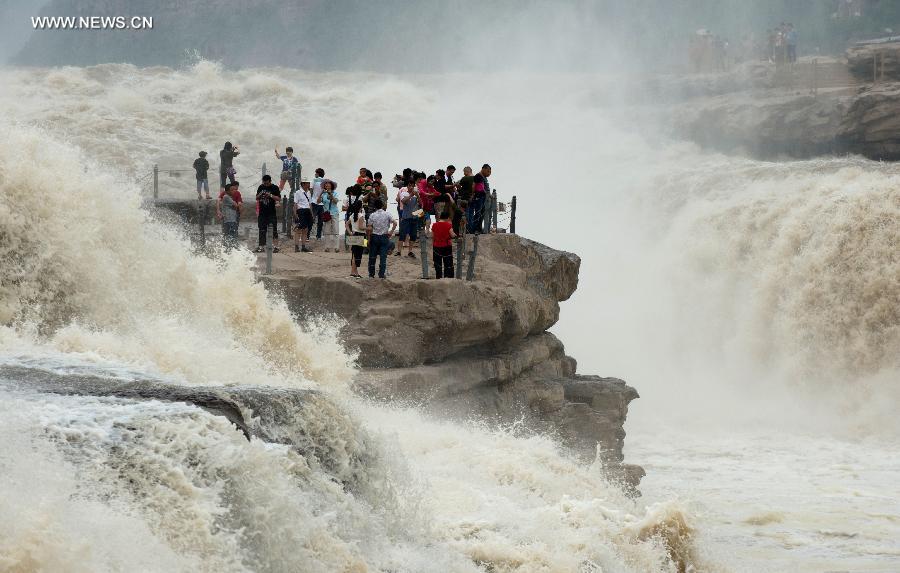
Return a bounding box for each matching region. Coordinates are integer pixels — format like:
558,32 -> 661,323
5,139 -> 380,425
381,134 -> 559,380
274,146 -> 300,195
786,24 -> 797,63
320,179 -> 342,252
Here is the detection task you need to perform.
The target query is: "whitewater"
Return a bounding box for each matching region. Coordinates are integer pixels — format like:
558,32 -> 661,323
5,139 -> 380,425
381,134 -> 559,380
0,62 -> 897,572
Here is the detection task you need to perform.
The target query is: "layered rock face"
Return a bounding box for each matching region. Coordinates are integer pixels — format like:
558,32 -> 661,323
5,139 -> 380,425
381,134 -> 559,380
847,41 -> 900,82
663,49 -> 900,161
261,233 -> 643,487
669,81 -> 900,160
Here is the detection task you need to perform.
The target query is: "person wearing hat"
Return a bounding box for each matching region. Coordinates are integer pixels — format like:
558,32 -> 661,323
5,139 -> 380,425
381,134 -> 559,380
293,178 -> 313,253
193,151 -> 210,200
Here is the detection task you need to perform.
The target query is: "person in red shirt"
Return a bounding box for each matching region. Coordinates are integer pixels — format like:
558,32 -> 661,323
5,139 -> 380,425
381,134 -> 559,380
431,210 -> 457,279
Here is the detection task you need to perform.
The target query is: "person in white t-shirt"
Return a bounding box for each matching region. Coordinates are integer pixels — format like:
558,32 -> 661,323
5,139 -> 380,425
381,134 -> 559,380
293,180 -> 313,253
309,168 -> 326,241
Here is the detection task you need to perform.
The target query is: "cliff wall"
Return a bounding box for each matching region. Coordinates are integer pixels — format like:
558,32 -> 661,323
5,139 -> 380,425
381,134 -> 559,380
255,231 -> 644,489
662,49 -> 900,161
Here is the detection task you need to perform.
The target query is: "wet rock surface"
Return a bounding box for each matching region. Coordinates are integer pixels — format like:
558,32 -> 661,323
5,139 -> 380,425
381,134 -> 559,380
258,232 -> 642,488
0,365 -> 377,490
667,53 -> 900,161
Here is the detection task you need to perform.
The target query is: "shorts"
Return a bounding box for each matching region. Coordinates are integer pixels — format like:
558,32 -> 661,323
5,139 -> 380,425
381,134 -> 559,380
280,170 -> 291,181
294,208 -> 313,229
399,218 -> 418,241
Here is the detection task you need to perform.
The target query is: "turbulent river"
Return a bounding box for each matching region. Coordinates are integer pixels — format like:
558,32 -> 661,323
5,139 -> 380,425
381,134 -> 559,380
0,62 -> 897,572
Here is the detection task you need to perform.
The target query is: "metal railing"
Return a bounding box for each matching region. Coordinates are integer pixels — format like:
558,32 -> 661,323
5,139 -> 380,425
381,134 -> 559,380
142,163 -> 520,282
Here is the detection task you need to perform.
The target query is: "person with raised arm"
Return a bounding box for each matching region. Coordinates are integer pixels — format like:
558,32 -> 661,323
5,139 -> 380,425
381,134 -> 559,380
274,146 -> 300,195
219,141 -> 239,192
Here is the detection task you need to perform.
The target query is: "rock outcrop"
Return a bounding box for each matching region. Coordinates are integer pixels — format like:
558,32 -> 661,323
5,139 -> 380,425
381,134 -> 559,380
670,89 -> 851,159
0,364 -> 377,490
669,82 -> 900,161
847,40 -> 900,82
255,231 -> 643,488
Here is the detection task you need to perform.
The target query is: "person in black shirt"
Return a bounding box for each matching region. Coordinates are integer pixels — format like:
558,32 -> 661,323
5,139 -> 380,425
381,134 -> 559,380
193,151 -> 210,200
255,174 -> 281,253
219,141 -> 240,192
445,165 -> 456,192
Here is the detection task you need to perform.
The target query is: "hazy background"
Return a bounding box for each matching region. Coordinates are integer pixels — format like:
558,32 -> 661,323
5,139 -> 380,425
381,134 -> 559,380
7,0 -> 900,70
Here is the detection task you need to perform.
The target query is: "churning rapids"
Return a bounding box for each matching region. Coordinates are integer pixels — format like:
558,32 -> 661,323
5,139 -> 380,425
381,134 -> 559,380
0,62 -> 898,572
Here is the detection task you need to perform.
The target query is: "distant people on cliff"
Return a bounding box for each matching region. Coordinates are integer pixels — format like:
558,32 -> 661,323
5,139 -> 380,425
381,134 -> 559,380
366,199 -> 397,279
293,179 -> 313,253
274,146 -> 300,195
786,24 -> 797,63
431,210 -> 457,279
255,174 -> 281,253
766,22 -> 797,65
193,151 -> 210,200
321,180 -> 341,253
689,30 -> 730,72
219,142 -> 239,192
220,182 -> 240,250
346,199 -> 367,278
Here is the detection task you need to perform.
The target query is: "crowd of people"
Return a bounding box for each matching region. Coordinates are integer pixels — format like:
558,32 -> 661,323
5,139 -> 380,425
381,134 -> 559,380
194,142 -> 494,280
766,22 -> 798,64
688,22 -> 798,73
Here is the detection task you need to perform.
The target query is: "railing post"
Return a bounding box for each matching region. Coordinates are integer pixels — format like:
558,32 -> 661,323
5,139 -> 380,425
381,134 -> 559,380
812,58 -> 818,96
481,190 -> 492,234
456,232 -> 466,280
420,230 -> 429,279
282,196 -> 288,234
491,190 -> 498,233
510,196 -> 517,234
466,234 -> 479,281
265,242 -> 273,275
198,200 -> 206,249
262,162 -> 267,179
153,164 -> 159,199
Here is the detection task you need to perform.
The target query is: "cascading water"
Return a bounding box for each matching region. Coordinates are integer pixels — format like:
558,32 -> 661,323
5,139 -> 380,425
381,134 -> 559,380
0,66 -> 695,572
1,61 -> 898,571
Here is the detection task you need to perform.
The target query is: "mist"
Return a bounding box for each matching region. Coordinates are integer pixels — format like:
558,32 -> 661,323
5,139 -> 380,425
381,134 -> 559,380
14,0 -> 900,72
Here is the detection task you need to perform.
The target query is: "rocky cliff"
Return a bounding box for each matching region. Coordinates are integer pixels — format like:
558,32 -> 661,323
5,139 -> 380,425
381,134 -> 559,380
255,231 -> 644,489
664,51 -> 900,161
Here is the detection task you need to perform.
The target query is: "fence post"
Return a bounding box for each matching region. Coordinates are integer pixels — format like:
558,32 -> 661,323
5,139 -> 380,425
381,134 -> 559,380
198,201 -> 206,249
812,58 -> 818,96
456,232 -> 466,280
465,234 -> 479,281
481,190 -> 492,234
510,196 -> 517,234
153,164 -> 159,199
491,190 -> 498,233
420,231 -> 429,278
